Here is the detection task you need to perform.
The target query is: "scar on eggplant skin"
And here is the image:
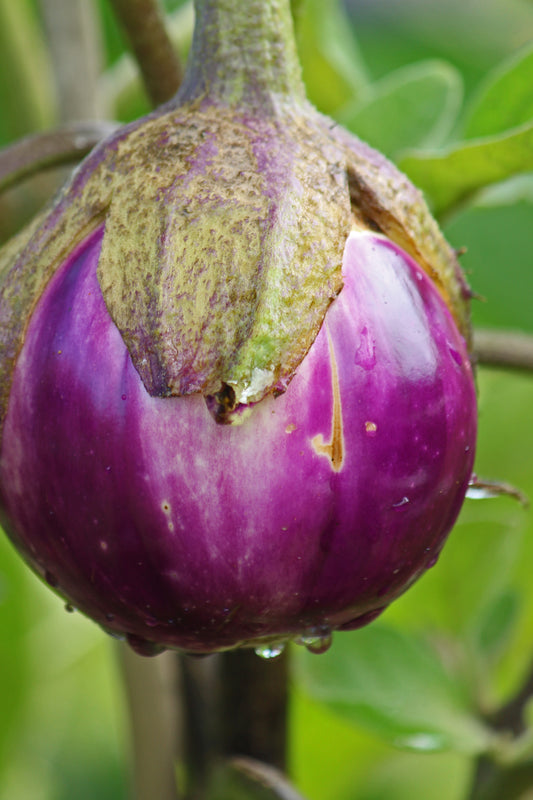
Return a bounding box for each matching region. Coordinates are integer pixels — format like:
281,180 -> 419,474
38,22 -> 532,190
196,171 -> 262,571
205,383 -> 237,424
311,327 -> 345,472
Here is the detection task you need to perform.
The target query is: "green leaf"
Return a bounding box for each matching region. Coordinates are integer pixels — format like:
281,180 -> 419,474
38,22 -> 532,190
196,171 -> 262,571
399,123 -> 533,216
338,61 -> 463,158
464,43 -> 533,138
294,625 -> 493,755
295,0 -> 368,114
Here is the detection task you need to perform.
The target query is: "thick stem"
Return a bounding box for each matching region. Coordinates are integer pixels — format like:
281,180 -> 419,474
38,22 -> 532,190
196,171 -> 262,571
177,0 -> 305,109
179,654 -> 221,800
217,648 -> 290,771
108,0 -> 183,107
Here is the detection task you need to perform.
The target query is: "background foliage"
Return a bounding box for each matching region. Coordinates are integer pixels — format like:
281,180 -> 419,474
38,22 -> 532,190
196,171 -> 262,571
1,0 -> 533,798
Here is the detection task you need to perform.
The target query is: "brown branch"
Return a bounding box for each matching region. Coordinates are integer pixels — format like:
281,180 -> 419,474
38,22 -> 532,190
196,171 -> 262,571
0,122 -> 118,195
108,0 -> 183,107
474,328 -> 533,374
179,654 -> 221,800
227,756 -> 308,799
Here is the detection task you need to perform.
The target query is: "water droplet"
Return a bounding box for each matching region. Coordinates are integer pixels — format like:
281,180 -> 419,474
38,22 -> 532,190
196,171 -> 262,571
126,633 -> 166,657
294,626 -> 333,655
427,555 -> 440,568
396,732 -> 447,752
101,626 -> 125,641
64,603 -> 75,613
44,570 -> 58,588
254,642 -> 286,659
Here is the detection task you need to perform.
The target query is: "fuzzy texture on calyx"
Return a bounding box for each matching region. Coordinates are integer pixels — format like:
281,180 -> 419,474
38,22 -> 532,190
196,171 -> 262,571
0,0 -> 471,433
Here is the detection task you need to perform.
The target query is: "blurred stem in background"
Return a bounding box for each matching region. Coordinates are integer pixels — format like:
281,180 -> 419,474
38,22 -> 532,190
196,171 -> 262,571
474,330 -> 533,375
107,0 -> 183,105
38,0 -> 104,121
119,647 -> 183,800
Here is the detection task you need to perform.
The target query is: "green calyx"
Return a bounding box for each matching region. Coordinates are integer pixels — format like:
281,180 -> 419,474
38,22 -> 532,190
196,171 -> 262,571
0,0 -> 471,430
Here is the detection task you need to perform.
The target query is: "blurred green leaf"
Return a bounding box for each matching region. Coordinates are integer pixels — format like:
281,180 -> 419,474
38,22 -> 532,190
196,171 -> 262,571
473,173 -> 533,208
295,0 -> 368,114
464,43 -> 533,138
0,535 -> 30,774
470,589 -> 521,661
354,750 -> 471,800
445,204 -> 533,333
338,60 -> 463,158
385,503 -> 524,640
399,124 -> 533,216
0,536 -> 128,800
294,625 -> 493,754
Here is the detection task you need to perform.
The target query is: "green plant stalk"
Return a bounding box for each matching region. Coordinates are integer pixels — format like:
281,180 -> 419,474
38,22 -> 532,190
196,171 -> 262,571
177,0 -> 305,107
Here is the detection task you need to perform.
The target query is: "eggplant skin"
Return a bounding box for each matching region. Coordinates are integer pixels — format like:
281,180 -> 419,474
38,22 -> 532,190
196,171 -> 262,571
0,227 -> 476,655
